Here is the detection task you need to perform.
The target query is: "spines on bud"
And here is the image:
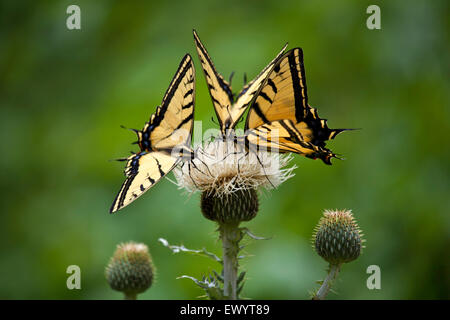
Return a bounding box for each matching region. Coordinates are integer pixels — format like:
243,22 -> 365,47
312,209 -> 364,265
201,188 -> 259,224
105,242 -> 154,299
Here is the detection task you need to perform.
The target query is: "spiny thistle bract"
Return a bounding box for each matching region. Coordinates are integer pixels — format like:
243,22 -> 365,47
105,242 -> 154,299
312,209 -> 364,265
201,188 -> 259,224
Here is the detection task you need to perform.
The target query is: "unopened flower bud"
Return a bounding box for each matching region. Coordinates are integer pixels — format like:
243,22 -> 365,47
105,242 -> 154,299
201,188 -> 258,224
312,209 -> 363,265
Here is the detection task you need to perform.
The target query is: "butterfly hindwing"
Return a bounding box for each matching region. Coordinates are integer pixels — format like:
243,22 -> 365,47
245,120 -> 336,164
110,151 -> 179,213
111,54 -> 195,213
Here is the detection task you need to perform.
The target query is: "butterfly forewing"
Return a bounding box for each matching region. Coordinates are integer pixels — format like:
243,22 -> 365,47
193,30 -> 233,131
147,54 -> 195,150
193,30 -> 287,134
246,48 -> 308,130
228,43 -> 288,130
111,54 -> 196,213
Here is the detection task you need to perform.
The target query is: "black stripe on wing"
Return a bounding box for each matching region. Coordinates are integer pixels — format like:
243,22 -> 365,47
287,48 -> 308,122
139,54 -> 194,150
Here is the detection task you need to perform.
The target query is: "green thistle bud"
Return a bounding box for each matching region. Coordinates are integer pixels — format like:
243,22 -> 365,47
105,242 -> 154,299
312,209 -> 364,265
201,188 -> 258,224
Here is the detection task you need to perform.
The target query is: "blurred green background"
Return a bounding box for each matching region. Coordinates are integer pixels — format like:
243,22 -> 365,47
0,0 -> 448,299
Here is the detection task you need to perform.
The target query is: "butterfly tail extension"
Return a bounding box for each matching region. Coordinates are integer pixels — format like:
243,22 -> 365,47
328,128 -> 359,140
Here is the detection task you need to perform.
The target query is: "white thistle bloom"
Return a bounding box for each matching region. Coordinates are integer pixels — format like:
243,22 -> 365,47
173,137 -> 296,197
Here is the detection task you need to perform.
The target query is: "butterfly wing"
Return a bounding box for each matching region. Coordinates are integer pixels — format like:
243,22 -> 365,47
246,48 -> 309,130
111,54 -> 195,213
193,30 -> 234,133
245,48 -> 348,163
245,120 -> 337,165
110,151 -> 178,213
194,29 -> 287,134
142,54 -> 195,151
227,43 -> 288,131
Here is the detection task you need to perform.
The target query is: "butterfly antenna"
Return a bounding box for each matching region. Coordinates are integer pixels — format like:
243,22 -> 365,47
243,72 -> 248,85
229,71 -> 235,85
120,125 -> 139,134
211,116 -> 218,125
337,128 -> 360,133
109,157 -> 128,162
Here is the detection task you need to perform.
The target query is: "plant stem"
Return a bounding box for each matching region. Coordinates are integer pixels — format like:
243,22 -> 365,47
124,292 -> 137,300
313,263 -> 341,300
219,222 -> 241,300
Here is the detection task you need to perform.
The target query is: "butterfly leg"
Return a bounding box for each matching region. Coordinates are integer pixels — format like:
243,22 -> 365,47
190,158 -> 208,176
252,148 -> 275,188
186,161 -> 200,189
236,149 -> 250,174
192,149 -> 213,176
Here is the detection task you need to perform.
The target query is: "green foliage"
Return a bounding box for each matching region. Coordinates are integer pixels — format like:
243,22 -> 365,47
0,0 -> 448,299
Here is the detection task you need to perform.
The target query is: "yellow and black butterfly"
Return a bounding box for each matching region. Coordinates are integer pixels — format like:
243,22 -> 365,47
193,29 -> 287,136
244,48 -> 350,164
110,54 -> 195,213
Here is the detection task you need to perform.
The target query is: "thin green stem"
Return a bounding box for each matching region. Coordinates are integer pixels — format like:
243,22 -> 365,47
313,263 -> 341,300
219,222 -> 241,300
124,292 -> 137,300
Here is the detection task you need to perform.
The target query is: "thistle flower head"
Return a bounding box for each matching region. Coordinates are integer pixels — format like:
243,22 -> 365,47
105,242 -> 154,299
312,209 -> 364,265
174,137 -> 295,224
174,138 -> 295,197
